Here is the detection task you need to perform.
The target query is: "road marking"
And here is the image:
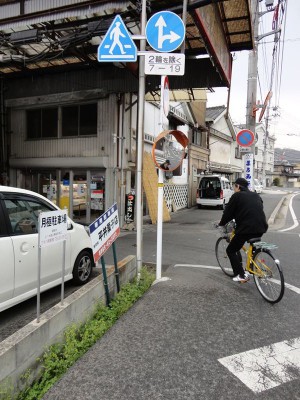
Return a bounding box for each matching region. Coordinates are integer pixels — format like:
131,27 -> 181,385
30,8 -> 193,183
174,264 -> 220,270
218,337 -> 300,393
284,282 -> 300,294
174,264 -> 300,294
280,194 -> 299,232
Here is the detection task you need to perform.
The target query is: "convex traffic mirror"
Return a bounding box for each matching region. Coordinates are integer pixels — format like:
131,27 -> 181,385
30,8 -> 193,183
152,130 -> 189,172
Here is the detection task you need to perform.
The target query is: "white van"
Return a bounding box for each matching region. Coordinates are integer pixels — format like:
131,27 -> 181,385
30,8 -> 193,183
196,175 -> 233,209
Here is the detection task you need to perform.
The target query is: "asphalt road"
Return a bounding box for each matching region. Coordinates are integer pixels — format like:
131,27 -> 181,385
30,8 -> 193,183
0,189 -> 297,345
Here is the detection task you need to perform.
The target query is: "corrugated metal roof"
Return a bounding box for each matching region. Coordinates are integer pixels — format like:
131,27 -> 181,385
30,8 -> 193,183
0,0 -> 253,87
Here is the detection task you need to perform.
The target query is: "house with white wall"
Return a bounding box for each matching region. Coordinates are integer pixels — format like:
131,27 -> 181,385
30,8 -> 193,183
205,106 -> 242,182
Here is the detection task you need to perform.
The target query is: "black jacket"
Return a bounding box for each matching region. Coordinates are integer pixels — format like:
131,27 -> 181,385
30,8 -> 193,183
219,189 -> 268,235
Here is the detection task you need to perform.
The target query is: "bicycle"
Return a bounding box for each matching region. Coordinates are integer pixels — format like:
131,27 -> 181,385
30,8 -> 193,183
214,220 -> 285,304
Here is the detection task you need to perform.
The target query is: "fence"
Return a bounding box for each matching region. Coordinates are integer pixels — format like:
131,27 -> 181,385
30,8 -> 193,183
163,183 -> 188,212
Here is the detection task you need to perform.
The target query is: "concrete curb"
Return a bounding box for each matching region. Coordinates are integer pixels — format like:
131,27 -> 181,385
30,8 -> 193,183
268,195 -> 287,225
268,194 -> 292,227
0,255 -> 136,396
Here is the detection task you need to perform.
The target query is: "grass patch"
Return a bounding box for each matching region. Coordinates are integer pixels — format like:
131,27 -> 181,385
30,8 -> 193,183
14,267 -> 154,400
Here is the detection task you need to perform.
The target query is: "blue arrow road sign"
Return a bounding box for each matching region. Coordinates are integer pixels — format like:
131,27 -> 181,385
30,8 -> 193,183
98,15 -> 137,62
146,11 -> 185,53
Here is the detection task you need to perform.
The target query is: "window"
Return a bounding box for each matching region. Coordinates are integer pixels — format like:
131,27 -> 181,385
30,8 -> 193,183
192,130 -> 202,146
80,104 -> 97,136
27,108 -> 58,139
235,147 -> 242,159
26,103 -> 97,139
4,198 -> 53,235
62,106 -> 78,137
62,103 -> 97,137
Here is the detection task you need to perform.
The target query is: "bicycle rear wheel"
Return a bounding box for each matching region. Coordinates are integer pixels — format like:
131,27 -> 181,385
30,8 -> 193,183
253,249 -> 284,303
215,237 -> 234,277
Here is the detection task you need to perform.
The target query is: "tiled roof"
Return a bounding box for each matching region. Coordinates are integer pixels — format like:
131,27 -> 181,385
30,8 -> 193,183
205,106 -> 226,122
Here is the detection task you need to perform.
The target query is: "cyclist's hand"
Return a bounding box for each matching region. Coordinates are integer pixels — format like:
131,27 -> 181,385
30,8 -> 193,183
213,221 -> 220,228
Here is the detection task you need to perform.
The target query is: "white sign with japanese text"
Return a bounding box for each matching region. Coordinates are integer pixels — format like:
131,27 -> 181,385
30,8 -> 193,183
38,210 -> 68,248
244,153 -> 254,190
145,52 -> 185,76
89,203 -> 120,262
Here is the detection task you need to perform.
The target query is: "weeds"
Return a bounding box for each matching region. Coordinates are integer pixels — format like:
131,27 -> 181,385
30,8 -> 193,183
13,267 -> 154,400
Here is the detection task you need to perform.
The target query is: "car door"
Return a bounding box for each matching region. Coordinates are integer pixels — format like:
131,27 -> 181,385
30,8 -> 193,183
3,194 -> 71,299
0,199 -> 14,308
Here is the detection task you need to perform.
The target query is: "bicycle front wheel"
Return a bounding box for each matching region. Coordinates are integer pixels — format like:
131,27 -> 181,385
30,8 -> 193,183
253,249 -> 284,304
215,237 -> 234,277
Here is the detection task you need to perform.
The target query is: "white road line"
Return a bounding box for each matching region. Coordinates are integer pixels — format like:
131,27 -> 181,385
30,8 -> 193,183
218,337 -> 300,393
174,264 -> 300,294
174,264 -> 220,270
284,282 -> 300,295
280,194 -> 299,232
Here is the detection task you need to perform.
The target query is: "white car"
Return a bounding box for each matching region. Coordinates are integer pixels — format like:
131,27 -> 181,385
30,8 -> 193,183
253,179 -> 263,194
0,186 -> 95,312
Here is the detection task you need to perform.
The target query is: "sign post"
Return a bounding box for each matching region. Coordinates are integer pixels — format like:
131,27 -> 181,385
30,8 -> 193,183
89,203 -> 120,305
244,153 -> 254,190
236,129 -> 255,148
38,210 -> 68,322
237,129 -> 255,189
145,11 -> 185,53
152,129 -> 188,281
97,6 -> 186,275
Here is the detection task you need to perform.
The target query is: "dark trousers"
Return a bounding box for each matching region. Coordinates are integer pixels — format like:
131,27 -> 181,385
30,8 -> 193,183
226,233 -> 260,277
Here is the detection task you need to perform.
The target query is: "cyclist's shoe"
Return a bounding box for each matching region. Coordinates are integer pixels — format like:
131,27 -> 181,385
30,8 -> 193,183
233,273 -> 250,283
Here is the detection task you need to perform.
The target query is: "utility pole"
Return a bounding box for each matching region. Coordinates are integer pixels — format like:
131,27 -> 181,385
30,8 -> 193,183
246,0 -> 280,186
136,0 -> 146,274
245,0 -> 259,187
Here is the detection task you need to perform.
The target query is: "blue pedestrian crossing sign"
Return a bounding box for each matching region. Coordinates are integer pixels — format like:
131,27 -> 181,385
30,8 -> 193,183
98,15 -> 137,62
146,11 -> 185,53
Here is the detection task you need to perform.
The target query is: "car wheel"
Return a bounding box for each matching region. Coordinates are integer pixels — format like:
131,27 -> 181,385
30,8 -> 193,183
72,250 -> 93,285
198,204 -> 202,209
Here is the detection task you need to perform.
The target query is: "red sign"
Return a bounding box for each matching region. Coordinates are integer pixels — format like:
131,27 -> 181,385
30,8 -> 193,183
236,129 -> 255,147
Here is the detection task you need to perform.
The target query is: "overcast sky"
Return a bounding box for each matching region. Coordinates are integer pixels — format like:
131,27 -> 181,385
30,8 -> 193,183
207,0 -> 300,151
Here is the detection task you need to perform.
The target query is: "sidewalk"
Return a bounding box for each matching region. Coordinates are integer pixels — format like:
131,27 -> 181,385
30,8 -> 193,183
42,195 -> 290,400
42,265 -> 237,400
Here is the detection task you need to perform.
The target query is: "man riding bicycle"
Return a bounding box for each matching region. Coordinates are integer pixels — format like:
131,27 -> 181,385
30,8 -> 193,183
218,177 -> 268,283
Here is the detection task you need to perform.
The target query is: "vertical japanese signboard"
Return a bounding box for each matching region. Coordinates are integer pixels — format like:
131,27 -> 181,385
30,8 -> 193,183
37,209 -> 68,322
244,153 -> 254,190
125,193 -> 135,223
89,203 -> 120,262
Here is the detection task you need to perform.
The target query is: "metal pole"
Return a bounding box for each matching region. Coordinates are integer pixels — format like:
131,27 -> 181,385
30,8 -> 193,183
37,246 -> 41,323
156,169 -> 164,280
136,0 -> 147,274
246,0 -> 259,188
180,0 -> 188,53
60,240 -> 66,305
112,242 -> 120,292
100,256 -> 110,306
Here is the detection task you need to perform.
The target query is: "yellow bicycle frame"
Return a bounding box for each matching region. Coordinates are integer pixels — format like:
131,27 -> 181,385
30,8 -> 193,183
229,230 -> 272,278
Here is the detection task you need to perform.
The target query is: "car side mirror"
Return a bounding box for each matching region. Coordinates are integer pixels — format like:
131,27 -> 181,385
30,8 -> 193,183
67,218 -> 73,230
